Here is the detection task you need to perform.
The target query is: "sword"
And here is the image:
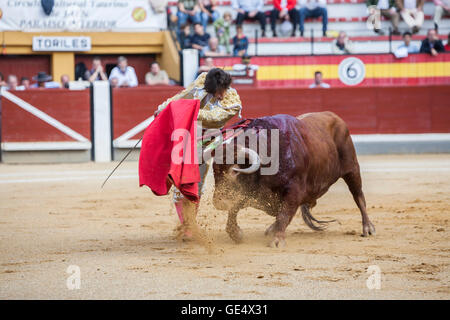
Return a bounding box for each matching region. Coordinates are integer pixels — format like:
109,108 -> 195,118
101,136 -> 143,188
101,112 -> 158,188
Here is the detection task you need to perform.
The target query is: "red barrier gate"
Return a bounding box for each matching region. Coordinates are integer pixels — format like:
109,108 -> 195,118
0,89 -> 91,151
1,83 -> 448,162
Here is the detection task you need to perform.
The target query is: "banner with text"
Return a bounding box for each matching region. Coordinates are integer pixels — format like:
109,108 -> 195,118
0,0 -> 167,32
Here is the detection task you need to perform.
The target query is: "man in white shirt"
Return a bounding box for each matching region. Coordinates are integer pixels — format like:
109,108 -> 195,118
309,71 -> 330,88
6,75 -> 25,91
202,37 -> 227,57
109,56 -> 138,88
394,31 -> 419,57
299,0 -> 328,37
396,0 -> 424,34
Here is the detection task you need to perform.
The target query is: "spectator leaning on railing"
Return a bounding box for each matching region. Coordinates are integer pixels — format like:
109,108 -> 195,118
6,75 -> 17,90
331,31 -> 354,54
214,11 -> 233,54
21,77 -> 30,90
271,0 -> 299,37
233,24 -> 249,56
309,71 -> 330,88
366,0 -> 400,35
396,0 -> 424,34
145,61 -> 170,85
6,75 -> 24,91
396,31 -> 419,53
31,72 -> 60,88
433,0 -> 450,31
232,0 -> 267,37
177,0 -> 202,29
199,0 -> 220,30
420,28 -> 445,56
202,37 -> 227,57
109,56 -> 138,88
394,31 -> 419,57
197,57 -> 215,75
87,56 -> 108,82
298,0 -> 328,37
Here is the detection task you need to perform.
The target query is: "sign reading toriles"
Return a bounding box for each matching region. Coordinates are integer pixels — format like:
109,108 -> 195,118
32,36 -> 91,51
0,0 -> 166,32
338,57 -> 366,86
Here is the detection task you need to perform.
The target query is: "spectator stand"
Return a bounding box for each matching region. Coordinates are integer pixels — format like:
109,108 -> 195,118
168,0 -> 450,55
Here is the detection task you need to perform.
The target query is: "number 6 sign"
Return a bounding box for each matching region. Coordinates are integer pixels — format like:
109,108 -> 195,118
338,57 -> 366,86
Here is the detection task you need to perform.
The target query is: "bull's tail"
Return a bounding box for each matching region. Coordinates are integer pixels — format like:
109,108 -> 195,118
301,205 -> 336,231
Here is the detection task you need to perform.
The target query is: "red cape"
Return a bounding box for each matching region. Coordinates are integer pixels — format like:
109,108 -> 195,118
138,99 -> 201,202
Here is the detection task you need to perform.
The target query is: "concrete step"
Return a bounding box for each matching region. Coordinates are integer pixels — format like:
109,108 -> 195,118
207,19 -> 450,38
247,34 -> 448,42
245,39 -> 424,55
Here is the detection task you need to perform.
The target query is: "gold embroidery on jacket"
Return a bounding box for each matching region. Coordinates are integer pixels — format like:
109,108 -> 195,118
156,72 -> 242,128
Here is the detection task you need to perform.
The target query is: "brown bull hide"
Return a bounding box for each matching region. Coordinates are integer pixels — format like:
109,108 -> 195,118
212,111 -> 375,247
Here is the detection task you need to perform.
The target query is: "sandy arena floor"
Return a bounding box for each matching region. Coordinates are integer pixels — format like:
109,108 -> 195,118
0,154 -> 449,299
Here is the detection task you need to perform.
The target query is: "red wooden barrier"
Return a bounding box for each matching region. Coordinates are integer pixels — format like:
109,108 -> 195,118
234,85 -> 450,134
1,89 -> 91,143
2,84 -> 448,153
112,86 -> 183,141
111,85 -> 450,139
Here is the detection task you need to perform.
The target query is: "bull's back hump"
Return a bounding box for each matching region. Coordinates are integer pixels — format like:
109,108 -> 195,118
251,114 -> 300,131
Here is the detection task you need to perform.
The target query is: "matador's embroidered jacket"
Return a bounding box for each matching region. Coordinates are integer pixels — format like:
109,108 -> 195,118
156,72 -> 242,128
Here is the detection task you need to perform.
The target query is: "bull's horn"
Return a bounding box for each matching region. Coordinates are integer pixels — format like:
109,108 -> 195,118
233,147 -> 261,174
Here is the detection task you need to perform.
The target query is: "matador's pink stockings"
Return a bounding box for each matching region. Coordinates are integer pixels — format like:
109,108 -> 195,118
175,201 -> 184,224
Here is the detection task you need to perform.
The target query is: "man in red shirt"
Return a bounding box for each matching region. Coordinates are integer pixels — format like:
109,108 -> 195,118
271,0 -> 298,37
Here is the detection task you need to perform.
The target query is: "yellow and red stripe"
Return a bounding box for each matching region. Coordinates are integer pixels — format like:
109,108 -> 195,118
207,54 -> 450,87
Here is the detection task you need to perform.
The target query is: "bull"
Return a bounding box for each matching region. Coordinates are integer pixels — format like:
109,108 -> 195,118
210,111 -> 375,247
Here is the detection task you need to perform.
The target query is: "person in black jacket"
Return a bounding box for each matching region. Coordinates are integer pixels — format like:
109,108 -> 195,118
420,29 -> 445,56
191,23 -> 211,51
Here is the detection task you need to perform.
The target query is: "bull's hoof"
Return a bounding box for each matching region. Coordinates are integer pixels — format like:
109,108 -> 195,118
362,222 -> 376,237
264,223 -> 276,237
269,237 -> 286,248
226,226 -> 244,244
230,230 -> 244,243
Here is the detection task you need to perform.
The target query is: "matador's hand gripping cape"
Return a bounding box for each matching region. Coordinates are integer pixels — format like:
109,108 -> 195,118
156,72 -> 242,129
